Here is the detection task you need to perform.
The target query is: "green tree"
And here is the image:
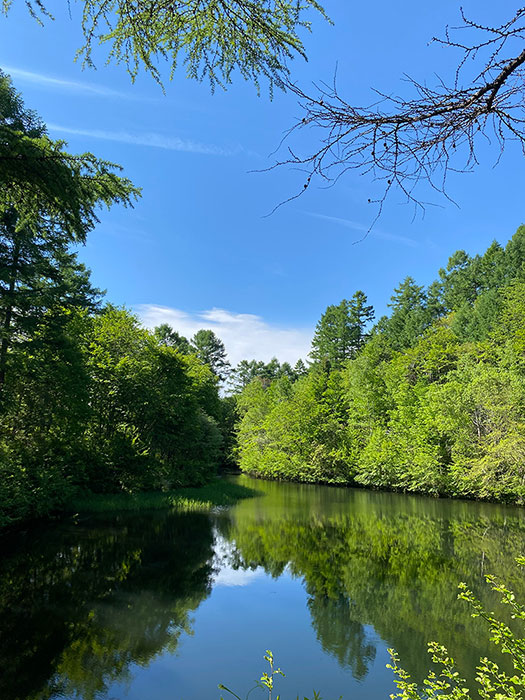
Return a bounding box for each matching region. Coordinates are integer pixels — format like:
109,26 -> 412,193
310,291 -> 374,367
0,70 -> 138,227
153,323 -> 191,354
348,290 -> 375,351
294,358 -> 308,377
228,357 -> 302,393
85,308 -> 222,492
191,329 -> 230,381
439,250 -> 482,312
0,306 -> 93,525
504,225 -> 525,280
381,277 -> 428,351
228,359 -> 265,393
0,72 -> 139,393
3,1 -> 328,91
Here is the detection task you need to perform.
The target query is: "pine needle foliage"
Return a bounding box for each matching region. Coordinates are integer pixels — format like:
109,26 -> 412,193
3,0 -> 329,92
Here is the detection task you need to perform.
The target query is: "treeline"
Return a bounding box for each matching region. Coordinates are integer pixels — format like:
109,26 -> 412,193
235,226 -> 525,503
0,73 -> 229,528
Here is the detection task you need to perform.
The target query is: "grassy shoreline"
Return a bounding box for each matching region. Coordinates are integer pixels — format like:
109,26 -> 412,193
66,479 -> 259,514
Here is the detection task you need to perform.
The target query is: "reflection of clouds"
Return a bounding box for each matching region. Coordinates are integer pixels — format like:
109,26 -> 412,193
212,533 -> 265,588
213,567 -> 265,587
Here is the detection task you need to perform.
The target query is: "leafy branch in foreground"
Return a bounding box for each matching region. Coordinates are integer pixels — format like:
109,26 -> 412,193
222,559 -> 525,699
2,0 -> 329,92
273,6 -> 525,221
219,649 -> 286,700
389,557 -> 525,699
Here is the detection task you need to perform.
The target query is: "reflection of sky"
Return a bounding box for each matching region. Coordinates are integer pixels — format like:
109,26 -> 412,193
213,566 -> 265,587
108,566 -> 392,700
211,533 -> 266,587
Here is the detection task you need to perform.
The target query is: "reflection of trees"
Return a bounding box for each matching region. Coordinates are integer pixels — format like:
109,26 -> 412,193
308,595 -> 376,679
2,478 -> 524,698
222,486 -> 525,685
0,511 -> 215,700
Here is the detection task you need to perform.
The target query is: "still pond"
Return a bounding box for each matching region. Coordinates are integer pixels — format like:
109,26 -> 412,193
2,476 -> 525,700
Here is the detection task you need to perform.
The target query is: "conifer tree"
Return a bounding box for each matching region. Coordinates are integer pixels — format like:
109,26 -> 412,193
191,330 -> 230,381
0,73 -> 139,393
154,324 -> 191,354
310,291 -> 374,367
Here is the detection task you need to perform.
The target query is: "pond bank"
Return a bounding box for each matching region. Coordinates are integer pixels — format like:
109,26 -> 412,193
67,478 -> 259,514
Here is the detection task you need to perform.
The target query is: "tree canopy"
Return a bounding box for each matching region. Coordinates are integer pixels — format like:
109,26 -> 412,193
310,292 -> 374,367
3,0 -> 328,91
0,71 -> 139,393
0,77 -> 228,528
191,329 -> 230,381
0,70 -> 139,226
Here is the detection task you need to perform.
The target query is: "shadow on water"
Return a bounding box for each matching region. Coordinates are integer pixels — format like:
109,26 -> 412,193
1,477 -> 525,699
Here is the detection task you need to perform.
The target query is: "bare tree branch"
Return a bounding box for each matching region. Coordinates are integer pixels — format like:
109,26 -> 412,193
272,6 -> 525,223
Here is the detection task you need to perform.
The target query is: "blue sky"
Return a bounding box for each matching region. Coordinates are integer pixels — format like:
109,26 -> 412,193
2,1 -> 524,364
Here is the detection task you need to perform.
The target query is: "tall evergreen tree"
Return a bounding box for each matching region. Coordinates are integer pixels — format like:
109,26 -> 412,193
0,73 -> 138,394
383,277 -> 427,351
348,291 -> 375,351
310,291 -> 374,367
439,250 -> 483,312
191,330 -> 230,381
154,324 -> 191,354
504,226 -> 525,280
294,359 -> 308,378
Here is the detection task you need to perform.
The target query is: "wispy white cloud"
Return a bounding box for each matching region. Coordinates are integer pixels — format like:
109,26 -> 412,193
305,211 -> 419,248
1,65 -> 137,99
136,305 -> 311,366
47,123 -> 234,156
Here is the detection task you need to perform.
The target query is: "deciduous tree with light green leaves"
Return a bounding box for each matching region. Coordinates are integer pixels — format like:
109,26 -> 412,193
235,225 -> 525,504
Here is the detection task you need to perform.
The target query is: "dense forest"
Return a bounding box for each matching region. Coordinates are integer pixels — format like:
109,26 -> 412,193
234,227 -> 525,504
0,72 -> 235,528
4,4 -> 525,700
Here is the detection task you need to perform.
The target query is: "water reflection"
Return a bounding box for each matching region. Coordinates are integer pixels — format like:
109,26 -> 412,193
308,596 -> 376,679
0,511 -> 215,700
220,478 -> 525,684
1,479 -> 525,700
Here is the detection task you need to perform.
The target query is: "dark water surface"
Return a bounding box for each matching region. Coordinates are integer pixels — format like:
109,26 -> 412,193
2,476 -> 525,700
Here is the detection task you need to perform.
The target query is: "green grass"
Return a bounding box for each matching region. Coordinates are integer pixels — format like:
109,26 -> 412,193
68,479 -> 259,514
